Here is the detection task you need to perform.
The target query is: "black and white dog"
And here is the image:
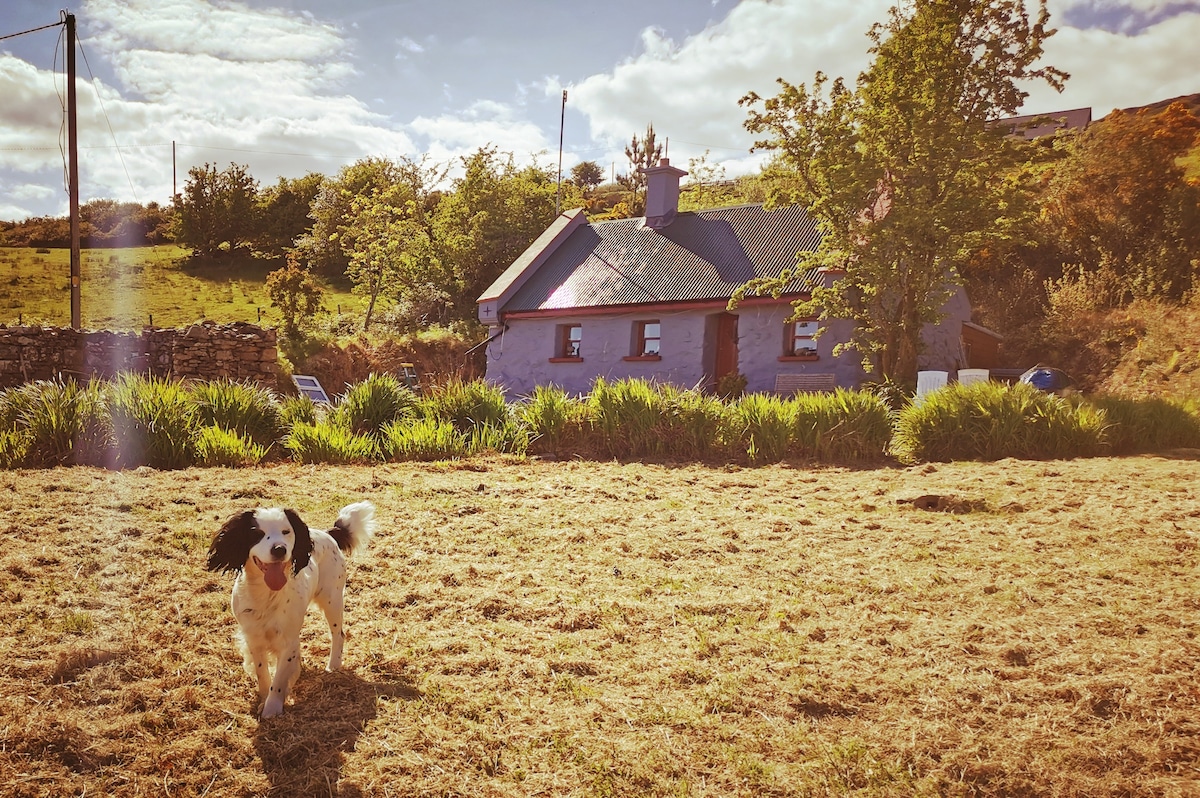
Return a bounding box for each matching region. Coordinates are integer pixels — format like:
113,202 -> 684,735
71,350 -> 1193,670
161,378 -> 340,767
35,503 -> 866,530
206,502 -> 375,718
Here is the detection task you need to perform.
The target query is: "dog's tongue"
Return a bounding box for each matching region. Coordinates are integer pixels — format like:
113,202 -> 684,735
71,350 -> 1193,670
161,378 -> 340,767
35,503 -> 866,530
260,560 -> 287,591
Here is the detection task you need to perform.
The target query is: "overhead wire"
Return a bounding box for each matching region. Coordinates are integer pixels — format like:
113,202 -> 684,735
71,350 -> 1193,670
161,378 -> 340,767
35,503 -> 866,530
78,38 -> 140,202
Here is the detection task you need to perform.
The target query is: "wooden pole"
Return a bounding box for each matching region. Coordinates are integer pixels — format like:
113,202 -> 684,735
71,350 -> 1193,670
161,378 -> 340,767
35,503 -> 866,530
555,90 -> 566,216
66,13 -> 81,329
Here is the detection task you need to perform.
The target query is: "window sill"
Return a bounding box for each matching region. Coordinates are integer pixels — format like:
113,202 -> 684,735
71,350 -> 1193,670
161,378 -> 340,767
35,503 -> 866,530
622,355 -> 662,362
549,357 -> 583,363
779,354 -> 820,362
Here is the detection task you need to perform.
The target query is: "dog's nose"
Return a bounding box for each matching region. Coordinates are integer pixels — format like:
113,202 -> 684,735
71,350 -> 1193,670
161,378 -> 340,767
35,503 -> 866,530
270,544 -> 287,559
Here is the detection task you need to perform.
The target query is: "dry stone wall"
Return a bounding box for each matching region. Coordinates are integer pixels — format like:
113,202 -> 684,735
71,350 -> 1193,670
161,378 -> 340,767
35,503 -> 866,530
0,321 -> 278,389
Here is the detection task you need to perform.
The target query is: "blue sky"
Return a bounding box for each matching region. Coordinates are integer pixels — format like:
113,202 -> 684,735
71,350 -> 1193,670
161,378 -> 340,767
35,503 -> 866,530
1,0 -> 1197,221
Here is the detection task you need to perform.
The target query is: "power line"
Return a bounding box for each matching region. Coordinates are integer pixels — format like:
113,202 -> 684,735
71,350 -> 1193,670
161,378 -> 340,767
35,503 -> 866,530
0,21 -> 62,41
78,38 -> 139,202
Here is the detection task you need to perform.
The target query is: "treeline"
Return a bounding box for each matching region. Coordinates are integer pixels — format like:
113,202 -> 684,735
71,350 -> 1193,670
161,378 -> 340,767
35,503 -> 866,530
0,200 -> 173,248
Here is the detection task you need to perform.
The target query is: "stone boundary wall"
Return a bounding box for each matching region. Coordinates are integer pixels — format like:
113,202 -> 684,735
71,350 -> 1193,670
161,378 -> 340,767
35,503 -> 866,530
0,321 -> 278,389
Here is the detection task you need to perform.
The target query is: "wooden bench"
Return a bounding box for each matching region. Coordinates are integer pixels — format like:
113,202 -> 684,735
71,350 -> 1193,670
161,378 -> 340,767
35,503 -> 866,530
774,373 -> 837,395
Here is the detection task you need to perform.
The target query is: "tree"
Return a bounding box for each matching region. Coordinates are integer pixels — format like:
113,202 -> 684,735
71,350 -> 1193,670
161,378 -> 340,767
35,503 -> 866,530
266,251 -> 325,343
342,157 -> 448,330
297,157 -> 411,276
433,146 -> 563,320
739,0 -> 1066,381
175,163 -> 259,258
256,173 -> 324,259
616,124 -> 664,214
1041,101 -> 1200,302
570,160 -> 604,192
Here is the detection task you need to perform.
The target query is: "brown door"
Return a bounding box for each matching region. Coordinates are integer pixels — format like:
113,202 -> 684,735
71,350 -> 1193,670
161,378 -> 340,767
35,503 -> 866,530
714,312 -> 739,382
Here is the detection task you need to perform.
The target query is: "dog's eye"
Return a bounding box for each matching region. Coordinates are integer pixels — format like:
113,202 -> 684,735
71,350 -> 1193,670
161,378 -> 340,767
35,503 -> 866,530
283,529 -> 292,535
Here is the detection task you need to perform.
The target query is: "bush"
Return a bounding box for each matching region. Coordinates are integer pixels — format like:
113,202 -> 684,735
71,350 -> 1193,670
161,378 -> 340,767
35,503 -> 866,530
279,395 -> 319,431
336,373 -> 420,438
893,381 -> 1107,463
469,419 -> 531,456
0,429 -> 29,469
285,421 -> 377,464
107,374 -> 199,469
195,426 -> 266,467
190,380 -> 283,450
654,384 -> 730,461
423,378 -> 510,433
380,418 -> 468,462
729,393 -> 795,464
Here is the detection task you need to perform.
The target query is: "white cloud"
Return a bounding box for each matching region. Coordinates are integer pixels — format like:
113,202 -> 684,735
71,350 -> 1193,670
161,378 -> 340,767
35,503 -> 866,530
407,100 -> 554,177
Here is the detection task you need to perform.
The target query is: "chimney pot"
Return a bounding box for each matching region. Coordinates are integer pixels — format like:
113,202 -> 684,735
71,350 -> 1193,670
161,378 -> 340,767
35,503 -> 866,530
641,158 -> 688,230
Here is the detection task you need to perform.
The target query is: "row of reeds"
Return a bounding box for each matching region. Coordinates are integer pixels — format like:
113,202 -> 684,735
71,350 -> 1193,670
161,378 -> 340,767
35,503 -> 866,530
1,374 -> 1197,469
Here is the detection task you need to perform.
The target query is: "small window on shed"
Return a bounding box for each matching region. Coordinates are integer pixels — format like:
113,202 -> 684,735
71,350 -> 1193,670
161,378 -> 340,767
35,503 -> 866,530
556,324 -> 582,359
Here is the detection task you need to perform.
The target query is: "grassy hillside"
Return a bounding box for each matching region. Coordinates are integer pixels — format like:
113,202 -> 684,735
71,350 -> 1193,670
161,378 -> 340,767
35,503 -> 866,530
0,457 -> 1196,796
0,246 -> 365,330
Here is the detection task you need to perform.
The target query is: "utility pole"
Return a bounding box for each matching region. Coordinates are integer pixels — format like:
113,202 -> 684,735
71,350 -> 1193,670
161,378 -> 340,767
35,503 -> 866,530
172,140 -> 177,201
66,12 -> 81,329
555,90 -> 567,216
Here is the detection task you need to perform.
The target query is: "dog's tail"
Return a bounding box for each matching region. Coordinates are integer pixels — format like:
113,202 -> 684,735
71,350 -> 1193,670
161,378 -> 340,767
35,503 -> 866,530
330,501 -> 376,555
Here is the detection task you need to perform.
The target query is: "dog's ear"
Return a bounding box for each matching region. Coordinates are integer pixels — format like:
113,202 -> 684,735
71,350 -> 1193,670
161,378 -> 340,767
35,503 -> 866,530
283,509 -> 313,574
207,510 -> 259,573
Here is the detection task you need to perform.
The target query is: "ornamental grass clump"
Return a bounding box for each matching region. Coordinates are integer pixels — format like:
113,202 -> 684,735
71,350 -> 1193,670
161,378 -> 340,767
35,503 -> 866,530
893,381 -> 1107,463
586,377 -> 663,458
336,373 -> 420,438
195,426 -> 266,468
285,421 -> 377,464
654,383 -> 730,461
190,379 -> 283,451
279,395 -> 320,431
380,418 -> 468,462
422,378 -> 510,433
729,393 -> 796,464
8,378 -> 113,467
468,419 -> 531,456
791,388 -> 892,462
107,373 -> 199,469
1083,394 -> 1200,454
520,385 -> 588,457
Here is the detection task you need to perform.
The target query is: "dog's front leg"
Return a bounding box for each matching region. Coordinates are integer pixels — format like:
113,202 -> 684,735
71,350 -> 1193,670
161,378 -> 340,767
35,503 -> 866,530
242,644 -> 272,710
261,645 -> 301,718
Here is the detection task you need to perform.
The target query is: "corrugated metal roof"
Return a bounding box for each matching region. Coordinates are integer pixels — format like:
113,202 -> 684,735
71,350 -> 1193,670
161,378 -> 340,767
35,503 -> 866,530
501,203 -> 825,313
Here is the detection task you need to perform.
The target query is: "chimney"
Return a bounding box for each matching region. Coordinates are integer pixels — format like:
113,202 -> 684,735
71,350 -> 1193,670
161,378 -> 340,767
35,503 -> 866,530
641,157 -> 688,230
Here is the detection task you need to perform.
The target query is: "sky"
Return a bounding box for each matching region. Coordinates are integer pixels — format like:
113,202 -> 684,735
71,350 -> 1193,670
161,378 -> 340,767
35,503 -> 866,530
1,0 -> 1197,221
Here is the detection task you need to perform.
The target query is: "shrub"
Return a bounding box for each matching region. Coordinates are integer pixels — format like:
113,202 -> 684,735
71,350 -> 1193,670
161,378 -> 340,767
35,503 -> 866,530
586,377 -> 662,458
791,389 -> 892,462
190,380 -> 283,450
195,426 -> 266,467
1083,394 -> 1200,454
107,373 -> 199,469
336,373 -> 420,439
469,419 -> 532,456
0,429 -> 29,469
422,378 -> 511,433
380,418 -> 468,462
893,381 -> 1107,463
284,421 -> 377,465
520,385 -> 588,457
729,393 -> 795,464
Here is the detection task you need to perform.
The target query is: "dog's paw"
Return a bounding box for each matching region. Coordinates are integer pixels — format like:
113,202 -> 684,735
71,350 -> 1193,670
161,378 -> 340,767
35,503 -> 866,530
261,698 -> 284,718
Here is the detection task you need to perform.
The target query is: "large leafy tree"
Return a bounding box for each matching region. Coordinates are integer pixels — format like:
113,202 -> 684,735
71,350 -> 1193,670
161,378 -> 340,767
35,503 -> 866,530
739,0 -> 1066,381
175,162 -> 259,258
433,146 -> 564,320
570,160 -> 605,192
342,157 -> 448,330
1041,101 -> 1200,302
255,172 -> 324,259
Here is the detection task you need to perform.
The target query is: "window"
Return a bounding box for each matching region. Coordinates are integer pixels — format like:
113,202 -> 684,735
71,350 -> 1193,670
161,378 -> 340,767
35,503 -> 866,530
786,319 -> 819,358
554,323 -> 582,360
634,320 -> 661,357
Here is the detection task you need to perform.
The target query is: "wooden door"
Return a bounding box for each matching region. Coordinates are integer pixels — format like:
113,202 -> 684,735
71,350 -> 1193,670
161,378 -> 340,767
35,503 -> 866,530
714,313 -> 739,382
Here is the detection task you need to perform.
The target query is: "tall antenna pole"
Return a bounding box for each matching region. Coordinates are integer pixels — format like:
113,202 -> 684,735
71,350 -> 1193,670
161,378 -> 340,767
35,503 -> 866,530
555,89 -> 566,216
66,12 -> 81,329
172,140 -> 177,200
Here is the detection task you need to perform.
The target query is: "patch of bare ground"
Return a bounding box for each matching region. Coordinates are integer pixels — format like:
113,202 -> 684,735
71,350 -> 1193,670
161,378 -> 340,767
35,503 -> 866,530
0,456 -> 1197,796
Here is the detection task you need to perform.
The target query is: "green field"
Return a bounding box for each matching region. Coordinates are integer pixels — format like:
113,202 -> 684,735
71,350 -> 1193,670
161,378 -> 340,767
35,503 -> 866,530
0,246 -> 365,330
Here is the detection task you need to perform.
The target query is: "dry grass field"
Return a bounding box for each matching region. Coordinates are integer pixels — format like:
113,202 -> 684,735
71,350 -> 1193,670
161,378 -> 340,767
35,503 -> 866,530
1,456 -> 1197,797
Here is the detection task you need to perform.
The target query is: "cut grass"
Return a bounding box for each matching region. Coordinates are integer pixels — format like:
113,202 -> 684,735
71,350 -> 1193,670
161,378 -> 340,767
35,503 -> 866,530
0,246 -> 365,329
0,456 -> 1196,796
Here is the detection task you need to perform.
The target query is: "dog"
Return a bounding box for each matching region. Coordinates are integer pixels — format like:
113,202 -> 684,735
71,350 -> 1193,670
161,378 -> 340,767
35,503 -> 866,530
206,502 -> 375,718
